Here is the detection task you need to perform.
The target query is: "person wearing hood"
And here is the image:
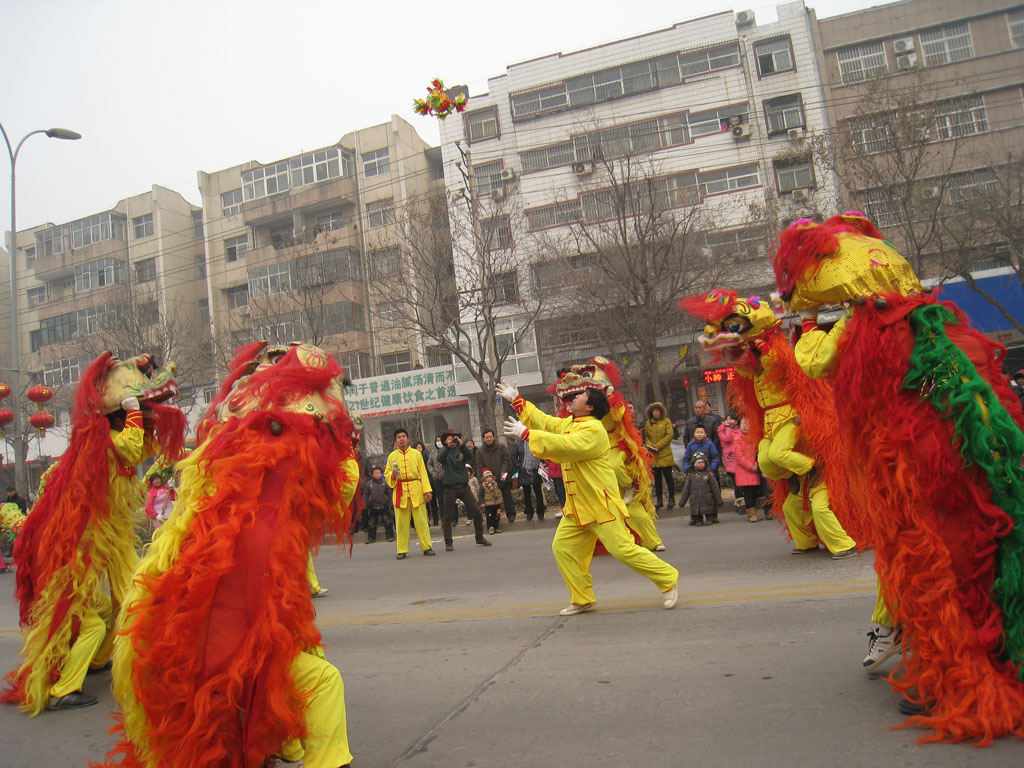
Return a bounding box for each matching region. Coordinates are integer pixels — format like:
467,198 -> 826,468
643,402 -> 675,508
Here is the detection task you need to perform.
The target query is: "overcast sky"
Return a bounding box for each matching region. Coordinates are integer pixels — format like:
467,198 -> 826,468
2,0 -> 891,232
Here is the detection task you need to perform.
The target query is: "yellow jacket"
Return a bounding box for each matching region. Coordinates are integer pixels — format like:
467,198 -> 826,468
794,313 -> 848,379
385,447 -> 432,509
517,400 -> 627,526
643,404 -> 675,467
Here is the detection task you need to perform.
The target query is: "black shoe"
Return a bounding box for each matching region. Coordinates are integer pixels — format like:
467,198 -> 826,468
386,536 -> 395,542
666,498 -> 675,509
688,519 -> 698,526
476,537 -> 492,546
48,691 -> 98,710
423,548 -> 436,556
396,553 -> 407,560
365,539 -> 375,544
897,697 -> 930,716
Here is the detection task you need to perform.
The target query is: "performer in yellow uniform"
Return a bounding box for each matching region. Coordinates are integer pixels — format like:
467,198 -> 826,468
499,378 -> 678,616
386,428 -> 435,559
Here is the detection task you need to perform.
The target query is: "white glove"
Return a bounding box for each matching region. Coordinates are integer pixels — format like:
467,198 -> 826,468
121,396 -> 141,411
496,380 -> 519,401
623,487 -> 635,506
503,417 -> 527,439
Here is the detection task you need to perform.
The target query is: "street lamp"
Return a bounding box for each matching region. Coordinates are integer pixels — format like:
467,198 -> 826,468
0,122 -> 81,493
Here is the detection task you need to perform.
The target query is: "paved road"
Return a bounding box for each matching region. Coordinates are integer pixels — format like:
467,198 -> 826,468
2,506 -> 1022,767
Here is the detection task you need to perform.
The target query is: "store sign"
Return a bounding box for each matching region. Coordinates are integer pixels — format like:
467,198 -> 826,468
344,365 -> 466,418
702,367 -> 737,384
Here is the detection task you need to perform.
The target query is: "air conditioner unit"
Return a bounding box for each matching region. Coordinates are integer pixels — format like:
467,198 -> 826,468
791,188 -> 808,202
238,306 -> 249,316
736,10 -> 755,25
788,128 -> 805,141
732,124 -> 753,139
896,52 -> 918,70
571,161 -> 594,175
921,186 -> 940,200
491,187 -> 505,200
499,168 -> 517,182
893,36 -> 915,54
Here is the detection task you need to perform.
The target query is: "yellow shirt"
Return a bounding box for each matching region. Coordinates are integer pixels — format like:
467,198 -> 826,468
385,447 -> 432,509
518,400 -> 626,526
794,313 -> 849,380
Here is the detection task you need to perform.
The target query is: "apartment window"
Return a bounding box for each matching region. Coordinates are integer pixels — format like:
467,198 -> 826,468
315,210 -> 345,233
774,157 -> 814,193
226,284 -> 249,309
482,216 -> 511,250
755,37 -> 794,75
921,22 -> 973,66
320,301 -> 364,335
24,246 -> 35,269
705,227 -> 767,262
295,249 -> 361,287
43,357 -> 81,388
520,142 -> 574,172
763,94 -> 804,135
74,258 -> 126,293
27,285 -> 47,308
195,253 -> 207,280
489,271 -> 520,304
678,44 -> 741,77
133,213 -> 154,239
510,84 -> 568,118
698,164 -> 760,196
366,199 -> 395,229
526,199 -> 583,231
242,161 -> 289,201
1010,8 -> 1024,48
340,351 -> 371,380
379,351 -> 412,375
850,112 -> 895,154
371,248 -> 402,279
934,95 -> 987,139
198,298 -> 209,326
135,257 -> 157,283
192,210 -> 204,238
77,303 -> 118,335
138,301 -> 159,326
466,107 -> 499,142
376,303 -> 404,329
224,234 -> 248,263
71,213 -> 124,248
474,162 -> 504,196
494,317 -> 537,372
269,223 -> 295,250
253,311 -> 302,344
948,168 -> 999,203
289,148 -> 343,188
221,188 -> 244,215
574,115 -> 685,162
861,188 -> 903,228
362,148 -> 390,177
248,262 -> 294,298
425,345 -> 452,368
32,312 -> 76,351
36,227 -> 64,258
688,104 -> 749,137
837,42 -> 887,83
582,190 -> 616,223
659,172 -> 700,208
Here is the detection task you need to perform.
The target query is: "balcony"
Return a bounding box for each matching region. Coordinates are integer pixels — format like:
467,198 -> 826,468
241,176 -> 357,226
34,237 -> 127,281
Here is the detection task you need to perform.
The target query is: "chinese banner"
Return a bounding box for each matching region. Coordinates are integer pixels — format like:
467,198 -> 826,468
343,365 -> 467,418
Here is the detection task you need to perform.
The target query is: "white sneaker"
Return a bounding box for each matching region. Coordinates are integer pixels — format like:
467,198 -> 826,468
863,625 -> 902,669
559,602 -> 596,616
654,543 -> 666,552
662,583 -> 679,610
487,526 -> 494,534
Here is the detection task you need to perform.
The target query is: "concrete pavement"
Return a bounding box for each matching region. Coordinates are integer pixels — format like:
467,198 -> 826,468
2,507 -> 1022,767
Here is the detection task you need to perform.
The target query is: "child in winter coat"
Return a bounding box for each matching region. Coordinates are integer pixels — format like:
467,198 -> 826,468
733,417 -> 763,523
361,466 -> 395,543
678,452 -> 722,526
481,469 -> 503,534
682,426 -> 720,472
145,475 -> 175,533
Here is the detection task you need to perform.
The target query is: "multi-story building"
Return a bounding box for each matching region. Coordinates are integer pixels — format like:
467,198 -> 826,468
812,0 -> 1024,360
198,115 -> 457,454
439,1 -> 838,423
8,185 -> 210,465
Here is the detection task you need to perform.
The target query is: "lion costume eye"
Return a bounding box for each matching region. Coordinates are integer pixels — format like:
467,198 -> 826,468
723,314 -> 752,335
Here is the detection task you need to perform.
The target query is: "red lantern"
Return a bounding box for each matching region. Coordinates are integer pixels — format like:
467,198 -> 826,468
29,411 -> 55,437
27,385 -> 54,407
0,407 -> 13,437
0,382 -> 10,400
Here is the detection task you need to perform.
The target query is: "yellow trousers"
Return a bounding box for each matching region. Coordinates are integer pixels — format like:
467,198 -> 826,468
781,480 -> 856,554
871,579 -> 893,627
757,420 -> 815,481
49,609 -> 106,698
306,553 -> 321,594
278,649 -> 352,768
551,514 -> 678,605
624,500 -> 663,550
395,503 -> 432,554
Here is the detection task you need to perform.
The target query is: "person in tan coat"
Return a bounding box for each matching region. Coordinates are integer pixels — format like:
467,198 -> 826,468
643,402 -> 675,509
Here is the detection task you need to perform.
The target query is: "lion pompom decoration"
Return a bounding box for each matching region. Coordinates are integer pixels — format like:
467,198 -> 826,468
412,77 -> 468,119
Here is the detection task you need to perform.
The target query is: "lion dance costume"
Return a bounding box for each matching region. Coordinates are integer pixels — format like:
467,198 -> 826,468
103,342 -> 360,768
774,212 -> 1024,743
678,290 -> 860,553
2,352 -> 185,715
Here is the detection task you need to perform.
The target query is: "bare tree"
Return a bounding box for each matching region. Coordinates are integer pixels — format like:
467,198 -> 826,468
368,174 -> 544,432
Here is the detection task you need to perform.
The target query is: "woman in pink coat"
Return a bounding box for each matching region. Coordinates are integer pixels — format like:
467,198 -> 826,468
731,417 -> 762,523
717,415 -> 742,491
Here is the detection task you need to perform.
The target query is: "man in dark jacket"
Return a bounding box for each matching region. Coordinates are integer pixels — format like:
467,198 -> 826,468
6,487 -> 27,514
361,467 -> 395,543
477,429 -> 517,523
436,431 -> 492,552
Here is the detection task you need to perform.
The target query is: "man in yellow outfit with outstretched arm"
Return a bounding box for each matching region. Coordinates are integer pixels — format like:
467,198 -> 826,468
498,380 -> 678,615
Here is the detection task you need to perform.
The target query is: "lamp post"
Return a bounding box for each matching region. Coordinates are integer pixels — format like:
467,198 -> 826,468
0,122 -> 81,493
